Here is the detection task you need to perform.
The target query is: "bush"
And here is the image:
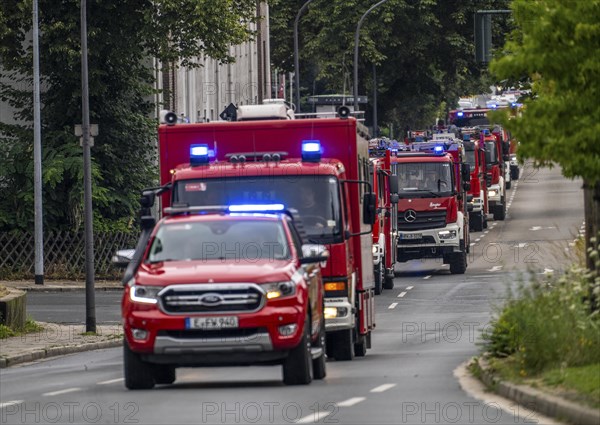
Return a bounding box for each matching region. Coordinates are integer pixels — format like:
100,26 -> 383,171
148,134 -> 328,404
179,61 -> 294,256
483,265 -> 600,375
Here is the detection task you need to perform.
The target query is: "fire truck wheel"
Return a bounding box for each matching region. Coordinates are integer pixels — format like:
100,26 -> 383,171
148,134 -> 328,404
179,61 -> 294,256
493,200 -> 506,221
329,329 -> 355,361
123,341 -> 155,390
472,212 -> 484,232
374,262 -> 383,295
354,333 -> 367,357
511,167 -> 520,180
312,319 -> 327,380
154,365 -> 176,385
449,251 -> 467,274
283,316 -> 313,385
383,263 -> 394,289
506,179 -> 512,190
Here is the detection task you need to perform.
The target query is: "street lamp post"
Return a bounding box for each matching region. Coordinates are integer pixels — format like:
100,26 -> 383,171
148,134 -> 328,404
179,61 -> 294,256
80,0 -> 96,333
294,0 -> 314,113
353,0 -> 390,112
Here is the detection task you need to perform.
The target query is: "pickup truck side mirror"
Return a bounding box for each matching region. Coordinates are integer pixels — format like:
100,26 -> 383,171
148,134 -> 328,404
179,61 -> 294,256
389,174 -> 399,194
363,193 -> 377,225
112,249 -> 135,269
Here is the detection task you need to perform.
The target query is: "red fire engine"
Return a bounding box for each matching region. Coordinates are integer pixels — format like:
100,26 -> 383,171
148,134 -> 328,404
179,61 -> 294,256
460,129 -> 489,232
151,105 -> 376,361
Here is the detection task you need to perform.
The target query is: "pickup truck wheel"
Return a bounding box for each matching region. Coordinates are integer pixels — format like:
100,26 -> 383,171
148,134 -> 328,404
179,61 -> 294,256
374,261 -> 383,295
449,251 -> 467,274
283,316 -> 313,385
354,333 -> 367,357
154,365 -> 176,385
312,320 -> 327,380
123,341 -> 155,390
328,329 -> 354,361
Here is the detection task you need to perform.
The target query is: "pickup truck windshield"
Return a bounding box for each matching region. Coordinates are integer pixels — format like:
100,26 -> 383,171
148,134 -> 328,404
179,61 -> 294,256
173,175 -> 342,242
147,220 -> 290,262
395,162 -> 453,198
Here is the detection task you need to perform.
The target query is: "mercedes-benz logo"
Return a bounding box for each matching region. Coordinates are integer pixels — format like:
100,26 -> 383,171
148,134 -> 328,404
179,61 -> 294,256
199,293 -> 224,306
404,209 -> 417,222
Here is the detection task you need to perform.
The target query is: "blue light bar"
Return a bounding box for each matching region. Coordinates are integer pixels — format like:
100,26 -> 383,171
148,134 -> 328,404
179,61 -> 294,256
462,134 -> 471,141
190,144 -> 209,165
302,140 -> 322,162
228,204 -> 285,213
434,145 -> 445,154
457,111 -> 464,117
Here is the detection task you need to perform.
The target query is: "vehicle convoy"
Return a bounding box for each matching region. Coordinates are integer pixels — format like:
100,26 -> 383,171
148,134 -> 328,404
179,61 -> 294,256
368,149 -> 398,294
151,105 -> 376,361
448,108 -> 512,221
459,129 -> 489,232
116,205 -> 328,389
391,133 -> 472,274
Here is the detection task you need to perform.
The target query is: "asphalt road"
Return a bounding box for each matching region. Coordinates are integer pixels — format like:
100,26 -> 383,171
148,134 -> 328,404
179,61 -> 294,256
2,164 -> 582,424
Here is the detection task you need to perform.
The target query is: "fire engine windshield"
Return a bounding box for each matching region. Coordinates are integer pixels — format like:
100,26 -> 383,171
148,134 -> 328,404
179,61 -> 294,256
147,220 -> 290,263
485,141 -> 498,164
395,162 -> 453,198
173,176 -> 342,242
451,116 -> 490,127
465,149 -> 476,172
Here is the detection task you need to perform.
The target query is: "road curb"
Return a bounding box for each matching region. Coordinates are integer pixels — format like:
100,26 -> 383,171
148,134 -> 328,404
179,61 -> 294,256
0,338 -> 122,368
6,286 -> 123,292
475,357 -> 600,425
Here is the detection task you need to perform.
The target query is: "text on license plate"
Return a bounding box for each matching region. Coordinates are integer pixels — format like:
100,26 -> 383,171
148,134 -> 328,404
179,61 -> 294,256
185,316 -> 239,329
400,233 -> 422,240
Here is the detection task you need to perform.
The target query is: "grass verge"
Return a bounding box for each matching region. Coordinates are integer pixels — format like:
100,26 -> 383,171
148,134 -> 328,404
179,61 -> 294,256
0,317 -> 44,339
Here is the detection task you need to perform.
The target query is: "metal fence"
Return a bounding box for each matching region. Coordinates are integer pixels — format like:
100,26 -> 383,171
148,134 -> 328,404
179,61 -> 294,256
0,231 -> 139,279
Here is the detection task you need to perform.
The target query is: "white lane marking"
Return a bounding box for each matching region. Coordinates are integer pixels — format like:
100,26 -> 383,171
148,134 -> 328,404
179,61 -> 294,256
388,303 -> 398,309
475,238 -> 481,242
516,243 -> 528,248
530,226 -> 542,231
488,266 -> 503,272
370,383 -> 397,393
0,400 -> 23,409
423,275 -> 432,280
542,268 -> 554,274
42,387 -> 81,397
397,292 -> 407,298
336,397 -> 366,407
296,411 -> 332,423
470,243 -> 475,246
480,234 -> 486,238
97,378 -> 124,385
484,230 -> 489,234
406,286 -> 414,290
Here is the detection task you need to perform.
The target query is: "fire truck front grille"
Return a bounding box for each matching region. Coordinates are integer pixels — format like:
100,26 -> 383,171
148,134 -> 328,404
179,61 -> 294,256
398,210 -> 447,231
159,284 -> 265,314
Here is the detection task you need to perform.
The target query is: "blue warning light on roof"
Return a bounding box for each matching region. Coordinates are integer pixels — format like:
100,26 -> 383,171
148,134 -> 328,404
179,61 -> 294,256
190,144 -> 209,165
302,140 -> 321,162
457,111 -> 464,117
434,145 -> 445,154
228,204 -> 285,213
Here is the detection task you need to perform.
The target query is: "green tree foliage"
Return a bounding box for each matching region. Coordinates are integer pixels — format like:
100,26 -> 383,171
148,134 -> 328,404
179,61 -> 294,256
269,0 -> 511,130
490,0 -> 600,182
0,0 -> 256,232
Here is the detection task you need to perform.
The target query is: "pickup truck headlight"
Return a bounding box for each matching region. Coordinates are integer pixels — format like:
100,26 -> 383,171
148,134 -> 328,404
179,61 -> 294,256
438,230 -> 457,240
128,281 -> 163,304
263,281 -> 296,300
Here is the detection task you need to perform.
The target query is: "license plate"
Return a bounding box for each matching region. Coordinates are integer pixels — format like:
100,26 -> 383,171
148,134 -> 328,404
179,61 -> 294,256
400,233 -> 422,240
185,316 -> 239,329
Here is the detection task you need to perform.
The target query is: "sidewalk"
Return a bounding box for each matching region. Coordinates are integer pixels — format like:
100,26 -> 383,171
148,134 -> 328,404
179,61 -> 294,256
0,279 -> 123,292
0,322 -> 123,368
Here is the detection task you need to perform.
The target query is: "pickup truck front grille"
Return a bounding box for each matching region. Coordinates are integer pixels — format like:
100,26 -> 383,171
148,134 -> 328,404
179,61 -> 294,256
159,283 -> 265,314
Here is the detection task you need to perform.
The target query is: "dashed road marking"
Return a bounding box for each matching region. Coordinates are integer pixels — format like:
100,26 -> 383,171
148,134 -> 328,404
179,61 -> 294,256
484,230 -> 489,234
0,401 -> 23,409
470,243 -> 475,246
488,266 -> 503,272
296,411 -> 332,423
97,378 -> 124,385
388,303 -> 398,309
480,234 -> 486,238
370,383 -> 397,393
42,387 -> 81,397
406,286 -> 414,290
423,275 -> 432,280
397,292 -> 407,298
336,397 -> 366,407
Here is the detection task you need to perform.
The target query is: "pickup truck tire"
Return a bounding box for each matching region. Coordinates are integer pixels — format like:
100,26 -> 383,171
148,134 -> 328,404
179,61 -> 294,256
123,341 -> 155,390
312,320 -> 327,380
374,261 -> 383,295
354,333 -> 367,357
283,316 -> 313,385
154,366 -> 176,385
449,251 -> 467,274
327,329 -> 354,361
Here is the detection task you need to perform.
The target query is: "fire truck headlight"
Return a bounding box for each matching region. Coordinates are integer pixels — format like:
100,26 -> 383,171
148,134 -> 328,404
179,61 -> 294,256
488,189 -> 498,198
324,307 -> 348,319
438,230 -> 457,240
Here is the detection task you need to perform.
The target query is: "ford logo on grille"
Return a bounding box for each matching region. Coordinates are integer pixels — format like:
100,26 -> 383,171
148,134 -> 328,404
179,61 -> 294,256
199,293 -> 224,306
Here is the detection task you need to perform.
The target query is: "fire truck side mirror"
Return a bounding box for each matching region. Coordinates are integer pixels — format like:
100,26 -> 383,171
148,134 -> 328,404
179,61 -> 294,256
363,193 -> 377,225
140,215 -> 156,230
463,181 -> 471,192
461,163 -> 471,182
390,194 -> 399,204
140,191 -> 156,209
389,174 -> 399,194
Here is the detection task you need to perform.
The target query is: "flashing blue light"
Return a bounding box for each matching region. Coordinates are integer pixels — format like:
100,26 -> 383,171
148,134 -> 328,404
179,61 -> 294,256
482,129 -> 490,135
190,144 -> 209,165
490,104 -> 497,109
228,204 -> 285,213
434,145 -> 445,154
457,111 -> 464,117
302,140 -> 322,162
462,134 -> 471,141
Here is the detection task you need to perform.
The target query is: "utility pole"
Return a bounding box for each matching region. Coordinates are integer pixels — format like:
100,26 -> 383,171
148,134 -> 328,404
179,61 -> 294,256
32,0 -> 44,285
293,0 -> 314,112
80,0 -> 96,333
372,63 -> 378,137
354,0 -> 390,112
